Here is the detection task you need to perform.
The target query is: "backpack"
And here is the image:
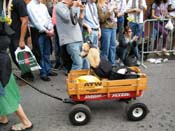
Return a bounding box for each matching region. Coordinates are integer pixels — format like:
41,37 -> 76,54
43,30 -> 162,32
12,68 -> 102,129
109,66 -> 139,80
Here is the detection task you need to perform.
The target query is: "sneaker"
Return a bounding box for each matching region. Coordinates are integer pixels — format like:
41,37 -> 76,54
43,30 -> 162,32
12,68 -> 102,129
21,72 -> 34,81
136,60 -> 141,66
173,51 -> 175,55
162,48 -> 170,56
40,76 -> 51,81
163,58 -> 168,63
155,58 -> 162,64
48,71 -> 58,76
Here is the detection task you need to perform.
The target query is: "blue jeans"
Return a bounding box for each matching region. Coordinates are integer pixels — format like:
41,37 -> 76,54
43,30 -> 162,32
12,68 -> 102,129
129,22 -> 142,59
101,28 -> 117,65
83,29 -> 98,47
88,30 -> 99,47
117,46 -> 128,62
129,22 -> 143,37
66,42 -> 89,70
117,17 -> 124,37
38,34 -> 52,77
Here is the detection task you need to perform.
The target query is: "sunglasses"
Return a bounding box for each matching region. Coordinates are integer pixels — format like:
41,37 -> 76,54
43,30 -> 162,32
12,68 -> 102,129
127,30 -> 132,32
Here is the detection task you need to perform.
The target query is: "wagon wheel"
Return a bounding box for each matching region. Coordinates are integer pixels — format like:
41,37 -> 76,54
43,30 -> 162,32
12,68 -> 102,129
126,102 -> 149,121
69,104 -> 91,125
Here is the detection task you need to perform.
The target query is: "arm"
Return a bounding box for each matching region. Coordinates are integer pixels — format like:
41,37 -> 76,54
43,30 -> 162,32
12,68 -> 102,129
151,4 -> 161,19
83,23 -> 92,34
97,5 -> 111,23
168,2 -> 175,12
142,0 -> 147,11
56,4 -> 71,23
19,16 -> 28,48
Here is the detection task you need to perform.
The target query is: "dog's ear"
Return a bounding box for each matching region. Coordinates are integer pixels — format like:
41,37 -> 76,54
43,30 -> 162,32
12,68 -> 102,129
87,48 -> 100,68
80,42 -> 90,57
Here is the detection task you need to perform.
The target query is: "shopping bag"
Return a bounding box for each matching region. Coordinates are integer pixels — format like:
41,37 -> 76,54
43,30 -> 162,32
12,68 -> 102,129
165,19 -> 174,31
0,82 -> 5,96
15,46 -> 41,73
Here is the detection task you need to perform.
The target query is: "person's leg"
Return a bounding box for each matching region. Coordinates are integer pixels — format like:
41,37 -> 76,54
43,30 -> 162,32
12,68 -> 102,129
60,45 -> 72,73
43,36 -> 55,75
117,20 -> 124,39
101,28 -> 111,60
30,27 -> 41,63
11,104 -> 32,130
158,24 -> 168,49
53,26 -> 61,68
89,30 -> 99,47
120,47 -> 128,63
66,42 -> 83,70
38,35 -> 48,79
129,22 -> 137,37
109,28 -> 117,66
134,23 -> 143,59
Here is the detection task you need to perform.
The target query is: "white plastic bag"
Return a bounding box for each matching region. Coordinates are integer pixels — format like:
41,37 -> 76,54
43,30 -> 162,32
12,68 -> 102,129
165,19 -> 174,30
15,45 -> 41,73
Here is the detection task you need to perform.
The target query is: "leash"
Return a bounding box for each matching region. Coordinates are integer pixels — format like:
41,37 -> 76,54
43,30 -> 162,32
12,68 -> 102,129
13,73 -> 75,104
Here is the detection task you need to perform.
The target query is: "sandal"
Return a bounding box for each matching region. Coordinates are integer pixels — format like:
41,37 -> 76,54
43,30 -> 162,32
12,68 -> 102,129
10,123 -> 33,131
0,119 -> 8,125
0,121 -> 8,126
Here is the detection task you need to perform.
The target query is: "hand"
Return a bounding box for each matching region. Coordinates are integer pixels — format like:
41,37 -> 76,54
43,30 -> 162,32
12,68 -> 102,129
80,4 -> 86,12
73,0 -> 82,7
19,41 -> 25,49
46,29 -> 54,37
132,36 -> 138,41
87,27 -> 92,35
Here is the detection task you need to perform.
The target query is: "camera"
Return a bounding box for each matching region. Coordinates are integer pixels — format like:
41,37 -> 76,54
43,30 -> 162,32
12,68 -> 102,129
81,0 -> 87,5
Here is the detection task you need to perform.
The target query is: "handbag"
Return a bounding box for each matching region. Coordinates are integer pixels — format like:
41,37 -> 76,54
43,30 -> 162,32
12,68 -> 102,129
15,46 -> 41,73
165,19 -> 174,31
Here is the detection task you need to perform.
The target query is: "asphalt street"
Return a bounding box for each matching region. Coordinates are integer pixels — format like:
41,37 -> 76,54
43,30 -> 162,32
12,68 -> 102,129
1,59 -> 175,131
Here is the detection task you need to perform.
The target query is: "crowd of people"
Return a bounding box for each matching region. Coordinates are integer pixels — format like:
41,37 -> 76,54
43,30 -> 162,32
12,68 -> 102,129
2,0 -> 175,82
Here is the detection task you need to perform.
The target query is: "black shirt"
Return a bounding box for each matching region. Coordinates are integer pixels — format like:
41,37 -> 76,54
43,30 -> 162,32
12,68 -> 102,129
10,0 -> 28,39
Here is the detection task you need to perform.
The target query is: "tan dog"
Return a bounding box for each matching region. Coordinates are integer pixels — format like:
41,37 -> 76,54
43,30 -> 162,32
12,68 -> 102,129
80,43 -> 100,68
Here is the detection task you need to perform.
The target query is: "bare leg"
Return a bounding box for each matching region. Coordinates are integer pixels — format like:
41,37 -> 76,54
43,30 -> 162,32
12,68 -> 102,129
11,104 -> 32,130
0,116 -> 8,123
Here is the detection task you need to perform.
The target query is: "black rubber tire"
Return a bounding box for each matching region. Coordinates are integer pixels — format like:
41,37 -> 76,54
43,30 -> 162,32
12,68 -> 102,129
69,104 -> 91,125
126,102 -> 148,121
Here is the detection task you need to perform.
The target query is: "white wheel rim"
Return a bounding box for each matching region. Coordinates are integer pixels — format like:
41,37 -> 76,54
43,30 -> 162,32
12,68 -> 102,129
132,107 -> 143,118
75,112 -> 86,122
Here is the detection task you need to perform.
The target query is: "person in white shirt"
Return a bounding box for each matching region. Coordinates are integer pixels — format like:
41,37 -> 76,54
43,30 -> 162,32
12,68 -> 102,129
168,0 -> 175,55
27,0 -> 57,81
125,0 -> 147,63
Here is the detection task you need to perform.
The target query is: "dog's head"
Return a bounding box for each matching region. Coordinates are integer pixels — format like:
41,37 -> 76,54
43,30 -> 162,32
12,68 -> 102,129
87,48 -> 100,68
80,42 -> 91,58
80,41 -> 100,68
